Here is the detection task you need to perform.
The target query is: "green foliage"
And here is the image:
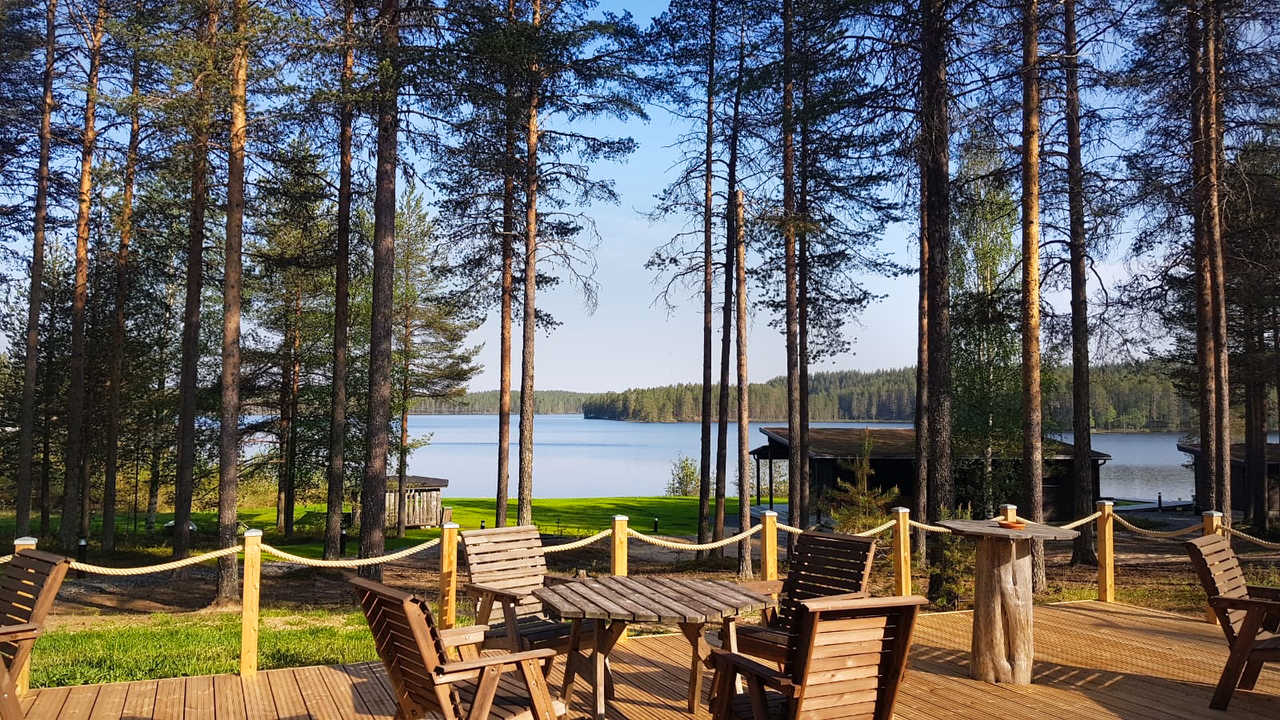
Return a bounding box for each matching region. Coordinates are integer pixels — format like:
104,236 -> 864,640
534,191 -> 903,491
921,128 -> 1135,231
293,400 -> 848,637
666,454 -> 700,497
826,430 -> 898,533
927,506 -> 975,610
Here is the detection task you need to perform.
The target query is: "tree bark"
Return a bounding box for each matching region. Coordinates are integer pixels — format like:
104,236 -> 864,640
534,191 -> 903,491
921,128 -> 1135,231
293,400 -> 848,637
1063,0 -> 1096,566
174,0 -> 219,559
782,0 -> 801,546
1020,0 -> 1046,591
797,72 -> 811,530
360,0 -> 399,578
325,0 -> 355,560
216,0 -> 248,603
922,0 -> 955,602
61,0 -> 107,550
914,152 -> 928,559
1188,0 -> 1217,513
697,0 -> 718,554
18,0 -> 59,539
1202,0 -> 1230,523
516,0 -> 542,528
397,272 -> 412,539
734,191 -> 752,578
495,0 -> 518,528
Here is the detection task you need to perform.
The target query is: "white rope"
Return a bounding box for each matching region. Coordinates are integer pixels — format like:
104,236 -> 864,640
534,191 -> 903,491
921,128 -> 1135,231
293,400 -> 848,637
1226,526 -> 1280,550
69,545 -> 244,576
0,555 -> 11,564
1058,511 -> 1102,530
627,525 -> 761,551
543,530 -> 613,553
856,520 -> 896,537
1112,514 -> 1202,538
260,538 -> 439,567
908,519 -> 952,534
777,523 -> 804,535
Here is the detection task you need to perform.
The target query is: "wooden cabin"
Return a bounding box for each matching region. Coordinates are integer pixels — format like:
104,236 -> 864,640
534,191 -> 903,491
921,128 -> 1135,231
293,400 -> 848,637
1176,441 -> 1279,518
754,427 -> 1109,522
384,475 -> 449,528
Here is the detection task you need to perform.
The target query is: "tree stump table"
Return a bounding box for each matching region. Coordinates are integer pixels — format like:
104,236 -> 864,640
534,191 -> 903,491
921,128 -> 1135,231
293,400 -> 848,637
938,518 -> 1079,685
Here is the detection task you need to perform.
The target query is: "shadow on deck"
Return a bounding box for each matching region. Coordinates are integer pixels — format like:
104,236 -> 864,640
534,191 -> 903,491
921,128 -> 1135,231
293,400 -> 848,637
22,601 -> 1278,719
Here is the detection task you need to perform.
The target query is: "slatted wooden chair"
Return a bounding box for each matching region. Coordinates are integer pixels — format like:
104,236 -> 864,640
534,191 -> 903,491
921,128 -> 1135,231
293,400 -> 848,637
707,594 -> 926,720
461,526 -> 589,656
721,530 -> 876,665
0,550 -> 71,720
350,576 -> 566,720
1185,534 -> 1280,709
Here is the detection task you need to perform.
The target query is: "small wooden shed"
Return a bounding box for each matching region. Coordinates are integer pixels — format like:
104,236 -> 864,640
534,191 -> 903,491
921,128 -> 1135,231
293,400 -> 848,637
385,475 -> 449,528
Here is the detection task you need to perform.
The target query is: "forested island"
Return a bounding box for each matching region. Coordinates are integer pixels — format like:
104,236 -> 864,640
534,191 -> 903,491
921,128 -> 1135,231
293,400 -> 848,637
412,362 -> 1193,432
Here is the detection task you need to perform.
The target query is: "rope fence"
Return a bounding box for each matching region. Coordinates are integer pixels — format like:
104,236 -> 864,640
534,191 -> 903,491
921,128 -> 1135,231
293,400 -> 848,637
626,524 -> 760,551
909,519 -> 953,534
777,523 -> 804,535
1226,525 -> 1280,550
68,545 -> 245,576
259,538 -> 440,568
1112,513 -> 1202,538
543,529 -> 613,553
856,519 -> 896,538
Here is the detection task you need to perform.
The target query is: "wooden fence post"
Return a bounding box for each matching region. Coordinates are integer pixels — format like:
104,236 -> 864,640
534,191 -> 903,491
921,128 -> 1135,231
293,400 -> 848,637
1203,511 -> 1223,625
439,522 -> 459,629
12,537 -> 35,696
240,529 -> 262,677
1096,501 -> 1114,603
761,511 -> 778,582
611,516 -> 628,577
1000,504 -> 1018,522
892,508 -> 911,596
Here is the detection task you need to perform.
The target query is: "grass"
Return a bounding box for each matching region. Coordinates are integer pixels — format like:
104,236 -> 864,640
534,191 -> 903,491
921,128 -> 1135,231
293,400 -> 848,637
30,609 -> 378,688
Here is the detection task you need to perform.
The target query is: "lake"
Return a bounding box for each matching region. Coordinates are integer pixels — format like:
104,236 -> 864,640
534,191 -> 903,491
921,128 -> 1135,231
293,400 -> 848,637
402,414 -> 1204,502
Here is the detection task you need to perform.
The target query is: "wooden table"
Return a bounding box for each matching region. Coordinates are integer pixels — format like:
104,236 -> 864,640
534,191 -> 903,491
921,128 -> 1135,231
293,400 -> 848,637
938,518 -> 1078,685
533,576 -> 773,719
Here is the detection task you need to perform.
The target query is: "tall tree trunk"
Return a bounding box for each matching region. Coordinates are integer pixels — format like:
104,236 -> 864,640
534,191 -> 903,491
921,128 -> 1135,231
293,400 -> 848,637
18,0 -> 58,539
1063,0 -> 1096,566
922,0 -> 955,603
216,0 -> 248,603
711,0 -> 729,556
276,318 -> 293,534
797,73 -> 811,529
359,0 -> 398,578
147,368 -> 163,533
517,0 -> 542,528
325,0 -> 355,560
1020,0 -> 1046,591
781,0 -> 801,548
495,0 -> 518,528
1188,0 -> 1217,513
733,190 -> 752,578
697,0 -> 718,554
61,0 -> 107,550
40,399 -> 52,536
174,0 -> 218,559
397,285 -> 411,539
914,152 -> 928,559
1202,0 -> 1230,523
1245,315 -> 1265,530
284,293 -> 301,536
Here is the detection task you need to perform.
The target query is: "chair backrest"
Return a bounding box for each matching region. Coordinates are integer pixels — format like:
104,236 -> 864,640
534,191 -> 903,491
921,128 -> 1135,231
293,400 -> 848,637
0,550 -> 70,673
461,526 -> 547,617
350,576 -> 460,720
776,531 -> 877,635
1185,534 -> 1250,644
786,595 -> 926,720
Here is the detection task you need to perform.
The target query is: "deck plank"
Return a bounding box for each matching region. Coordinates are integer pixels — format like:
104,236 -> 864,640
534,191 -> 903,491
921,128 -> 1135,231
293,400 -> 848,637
21,602 -> 1280,719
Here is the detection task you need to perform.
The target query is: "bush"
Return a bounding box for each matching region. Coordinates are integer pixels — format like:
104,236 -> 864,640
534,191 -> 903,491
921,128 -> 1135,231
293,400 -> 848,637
927,506 -> 975,610
666,454 -> 700,496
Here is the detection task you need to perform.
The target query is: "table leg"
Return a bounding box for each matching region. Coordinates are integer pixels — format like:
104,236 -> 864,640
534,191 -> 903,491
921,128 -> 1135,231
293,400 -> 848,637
971,538 -> 1034,685
679,622 -> 708,712
590,620 -> 627,720
561,619 -> 583,704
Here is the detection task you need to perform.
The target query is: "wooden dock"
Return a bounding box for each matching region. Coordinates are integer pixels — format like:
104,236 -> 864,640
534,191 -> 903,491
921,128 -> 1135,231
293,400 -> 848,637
21,601 -> 1278,719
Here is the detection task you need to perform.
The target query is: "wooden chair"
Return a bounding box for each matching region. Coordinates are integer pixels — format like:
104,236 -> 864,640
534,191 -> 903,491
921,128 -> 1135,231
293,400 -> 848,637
461,526 -> 589,655
1185,534 -> 1280,709
707,594 -> 926,720
0,550 -> 71,720
721,530 -> 876,665
350,576 -> 566,720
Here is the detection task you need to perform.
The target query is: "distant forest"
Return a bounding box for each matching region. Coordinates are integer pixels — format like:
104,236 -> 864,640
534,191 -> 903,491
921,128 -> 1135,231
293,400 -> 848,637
414,362 -> 1196,432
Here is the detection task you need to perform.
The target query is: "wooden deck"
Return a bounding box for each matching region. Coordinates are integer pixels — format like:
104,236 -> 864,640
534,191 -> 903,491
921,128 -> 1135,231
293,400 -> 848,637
22,601 -> 1279,719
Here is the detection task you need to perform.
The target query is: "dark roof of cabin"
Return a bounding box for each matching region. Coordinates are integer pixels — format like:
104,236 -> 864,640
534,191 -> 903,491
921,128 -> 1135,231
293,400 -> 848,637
759,427 -> 1110,462
389,475 -> 449,489
1177,442 -> 1280,465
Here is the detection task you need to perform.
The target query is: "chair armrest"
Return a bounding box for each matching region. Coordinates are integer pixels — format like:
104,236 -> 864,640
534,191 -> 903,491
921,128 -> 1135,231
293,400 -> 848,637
465,582 -> 527,603
439,625 -> 489,649
1210,595 -> 1280,613
736,580 -> 784,596
435,648 -> 557,683
0,623 -> 39,643
706,648 -> 797,696
1247,586 -> 1280,601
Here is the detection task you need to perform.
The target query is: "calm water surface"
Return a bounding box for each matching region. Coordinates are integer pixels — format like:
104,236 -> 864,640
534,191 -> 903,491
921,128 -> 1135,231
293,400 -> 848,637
404,414 -> 1203,501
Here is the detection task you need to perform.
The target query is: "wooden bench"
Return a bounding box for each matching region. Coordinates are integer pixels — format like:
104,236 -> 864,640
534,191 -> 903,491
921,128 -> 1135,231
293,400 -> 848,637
722,530 -> 876,665
0,550 -> 70,720
1185,534 -> 1280,709
707,594 -> 926,720
350,575 -> 566,720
